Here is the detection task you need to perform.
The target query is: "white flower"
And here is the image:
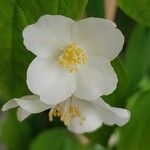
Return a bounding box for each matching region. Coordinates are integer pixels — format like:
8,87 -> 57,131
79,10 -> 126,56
2,95 -> 130,134
23,15 -> 124,105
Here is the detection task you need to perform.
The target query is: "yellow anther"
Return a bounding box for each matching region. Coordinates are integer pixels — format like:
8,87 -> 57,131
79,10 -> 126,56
48,104 -> 86,126
58,44 -> 88,73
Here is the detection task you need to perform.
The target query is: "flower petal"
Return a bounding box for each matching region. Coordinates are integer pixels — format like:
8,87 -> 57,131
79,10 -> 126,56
2,98 -> 18,111
2,95 -> 51,114
72,17 -> 124,61
17,107 -> 31,121
92,98 -> 130,126
73,57 -> 117,100
16,95 -> 51,113
67,97 -> 102,134
23,15 -> 75,58
27,57 -> 76,105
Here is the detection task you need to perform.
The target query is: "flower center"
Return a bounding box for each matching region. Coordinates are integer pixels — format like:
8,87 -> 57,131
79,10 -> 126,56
49,104 -> 86,126
58,44 -> 88,73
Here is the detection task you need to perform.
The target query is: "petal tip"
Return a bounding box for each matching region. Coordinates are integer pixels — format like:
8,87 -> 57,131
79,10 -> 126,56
1,99 -> 18,112
1,106 -> 6,111
117,110 -> 131,126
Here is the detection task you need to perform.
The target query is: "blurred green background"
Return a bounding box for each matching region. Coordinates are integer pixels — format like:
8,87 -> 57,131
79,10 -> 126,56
0,0 -> 150,150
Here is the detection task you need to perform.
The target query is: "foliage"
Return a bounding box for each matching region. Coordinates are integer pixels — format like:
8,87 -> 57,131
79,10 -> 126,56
0,0 -> 150,150
126,25 -> 150,93
117,90 -> 150,150
30,128 -> 88,150
117,0 -> 150,27
0,112 -> 32,150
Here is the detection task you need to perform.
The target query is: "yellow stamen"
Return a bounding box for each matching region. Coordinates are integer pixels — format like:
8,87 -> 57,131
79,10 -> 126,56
58,44 -> 88,73
48,104 -> 86,126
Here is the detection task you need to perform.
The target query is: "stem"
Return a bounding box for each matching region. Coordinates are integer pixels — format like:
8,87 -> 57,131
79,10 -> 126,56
104,0 -> 117,21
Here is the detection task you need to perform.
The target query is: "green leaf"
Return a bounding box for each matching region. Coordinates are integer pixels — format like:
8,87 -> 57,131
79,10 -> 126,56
126,25 -> 150,93
0,112 -> 32,150
117,90 -> 150,150
30,128 -> 88,150
0,0 -> 88,103
49,0 -> 88,20
0,0 -> 33,102
86,0 -> 104,18
117,0 -> 150,27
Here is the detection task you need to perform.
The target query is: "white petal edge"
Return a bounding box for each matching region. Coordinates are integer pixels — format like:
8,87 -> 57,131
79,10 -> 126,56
27,57 -> 76,105
2,98 -> 18,111
72,17 -> 124,61
23,15 -> 75,58
67,97 -> 103,134
2,95 -> 51,114
92,98 -> 130,126
74,57 -> 118,100
67,97 -> 130,133
17,107 -> 31,121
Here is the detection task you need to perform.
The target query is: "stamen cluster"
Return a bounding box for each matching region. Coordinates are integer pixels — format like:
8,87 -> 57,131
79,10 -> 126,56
58,44 -> 88,73
49,104 -> 86,125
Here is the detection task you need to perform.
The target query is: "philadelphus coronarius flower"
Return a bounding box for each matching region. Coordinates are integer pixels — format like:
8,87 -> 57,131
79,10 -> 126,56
2,15 -> 130,133
2,95 -> 130,133
22,15 -> 124,105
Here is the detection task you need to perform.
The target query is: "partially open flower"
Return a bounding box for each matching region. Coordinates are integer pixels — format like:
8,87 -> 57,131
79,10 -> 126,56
2,95 -> 130,134
23,15 -> 124,105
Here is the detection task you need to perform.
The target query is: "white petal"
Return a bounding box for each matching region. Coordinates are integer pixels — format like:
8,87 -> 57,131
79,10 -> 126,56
67,97 -> 102,134
17,107 -> 31,121
72,17 -> 124,61
2,95 -> 51,114
27,57 -> 76,105
92,98 -> 130,126
23,15 -> 75,57
74,57 -> 118,100
2,98 -> 18,111
15,95 -> 51,113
